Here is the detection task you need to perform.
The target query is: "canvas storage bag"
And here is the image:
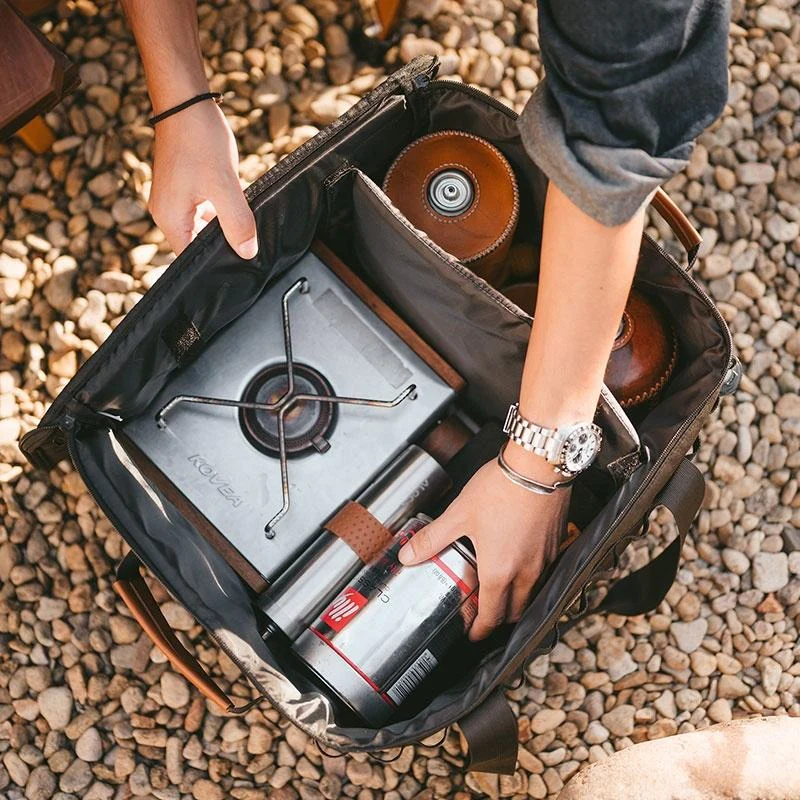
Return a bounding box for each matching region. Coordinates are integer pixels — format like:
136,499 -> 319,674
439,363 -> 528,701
21,56 -> 737,774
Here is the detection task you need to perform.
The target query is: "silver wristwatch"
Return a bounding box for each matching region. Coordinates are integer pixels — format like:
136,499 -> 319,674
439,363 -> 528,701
502,403 -> 603,478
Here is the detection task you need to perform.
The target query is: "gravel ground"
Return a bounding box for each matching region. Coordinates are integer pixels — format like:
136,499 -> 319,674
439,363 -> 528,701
1,1 -> 799,798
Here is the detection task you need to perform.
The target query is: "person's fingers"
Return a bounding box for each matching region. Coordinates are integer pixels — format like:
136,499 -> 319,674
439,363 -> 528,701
211,178 -> 258,260
507,572 -> 539,623
469,578 -> 511,642
193,200 -> 217,235
149,198 -> 195,256
398,516 -> 460,566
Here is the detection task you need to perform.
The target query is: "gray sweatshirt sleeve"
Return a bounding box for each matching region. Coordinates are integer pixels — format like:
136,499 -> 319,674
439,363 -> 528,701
518,0 -> 730,226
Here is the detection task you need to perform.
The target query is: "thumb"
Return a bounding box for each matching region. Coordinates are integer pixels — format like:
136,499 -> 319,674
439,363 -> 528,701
212,177 -> 258,260
398,516 -> 459,566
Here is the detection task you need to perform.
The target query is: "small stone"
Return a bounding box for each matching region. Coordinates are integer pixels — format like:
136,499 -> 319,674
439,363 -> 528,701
596,637 -> 637,681
653,690 -> 677,719
707,699 -> 732,723
192,779 -> 224,800
87,172 -> 122,198
531,708 -> 567,734
248,725 -> 273,755
345,759 -> 374,786
764,215 -> 799,244
584,721 -> 610,744
766,321 -> 795,349
399,35 -> 443,62
252,75 -> 288,109
75,726 -> 103,762
752,552 -> 789,593
700,253 -> 731,279
516,66 -> 538,90
0,416 -> 21,445
736,162 -> 775,185
221,718 -> 249,743
59,759 -> 93,793
718,674 -> 749,699
761,658 -> 781,696
77,290 -> 107,333
93,271 -> 135,293
690,650 -> 717,677
38,686 -> 73,730
736,272 -> 767,300
44,255 -> 78,311
776,394 -> 800,419
752,84 -> 780,114
670,618 -> 707,654
128,243 -> 159,269
111,197 -> 147,225
160,672 -> 190,710
3,751 -> 29,786
601,704 -> 635,737
0,253 -> 26,280
722,548 -> 750,575
37,597 -> 67,621
755,5 -> 791,30
25,765 -> 57,800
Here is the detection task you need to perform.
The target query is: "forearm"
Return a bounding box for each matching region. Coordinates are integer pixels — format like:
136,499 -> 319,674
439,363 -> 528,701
121,0 -> 207,112
507,183 -> 645,477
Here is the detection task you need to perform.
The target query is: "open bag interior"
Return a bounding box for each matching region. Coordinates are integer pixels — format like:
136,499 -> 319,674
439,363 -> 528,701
61,79 -> 731,749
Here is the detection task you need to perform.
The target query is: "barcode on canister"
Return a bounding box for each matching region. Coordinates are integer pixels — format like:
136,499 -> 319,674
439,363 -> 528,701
386,649 -> 439,705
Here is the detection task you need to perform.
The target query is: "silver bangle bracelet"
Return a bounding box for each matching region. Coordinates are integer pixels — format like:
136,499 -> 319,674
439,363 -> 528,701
496,442 -> 575,495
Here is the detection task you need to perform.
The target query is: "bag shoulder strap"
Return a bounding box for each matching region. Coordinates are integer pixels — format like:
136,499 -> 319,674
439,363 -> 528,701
592,456 -> 705,617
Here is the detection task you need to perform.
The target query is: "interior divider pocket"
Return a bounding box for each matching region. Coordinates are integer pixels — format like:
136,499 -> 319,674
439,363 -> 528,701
350,170 -> 641,476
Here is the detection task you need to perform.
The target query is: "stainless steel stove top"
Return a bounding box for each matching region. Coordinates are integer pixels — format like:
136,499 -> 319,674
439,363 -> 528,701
122,251 -> 457,583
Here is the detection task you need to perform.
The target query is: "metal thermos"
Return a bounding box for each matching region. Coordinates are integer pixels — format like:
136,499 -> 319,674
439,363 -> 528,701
259,446 -> 451,641
292,516 -> 479,725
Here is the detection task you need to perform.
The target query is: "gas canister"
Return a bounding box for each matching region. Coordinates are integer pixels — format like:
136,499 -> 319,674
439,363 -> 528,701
293,516 -> 478,724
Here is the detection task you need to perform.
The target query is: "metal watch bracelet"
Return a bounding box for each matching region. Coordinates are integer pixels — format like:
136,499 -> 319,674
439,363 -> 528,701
496,442 -> 575,495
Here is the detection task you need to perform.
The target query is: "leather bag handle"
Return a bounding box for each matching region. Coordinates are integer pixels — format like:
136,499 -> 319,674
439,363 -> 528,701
113,552 -> 259,714
590,456 -> 706,617
650,188 -> 702,265
459,688 -> 519,774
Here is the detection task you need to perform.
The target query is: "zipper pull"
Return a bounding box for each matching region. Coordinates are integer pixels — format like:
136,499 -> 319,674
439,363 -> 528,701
411,73 -> 432,90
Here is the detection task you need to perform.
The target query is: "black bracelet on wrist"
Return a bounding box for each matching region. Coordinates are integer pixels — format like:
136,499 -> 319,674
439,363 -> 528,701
149,92 -> 223,126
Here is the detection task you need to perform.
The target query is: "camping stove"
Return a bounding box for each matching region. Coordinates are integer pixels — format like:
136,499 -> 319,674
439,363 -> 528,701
121,250 -> 458,584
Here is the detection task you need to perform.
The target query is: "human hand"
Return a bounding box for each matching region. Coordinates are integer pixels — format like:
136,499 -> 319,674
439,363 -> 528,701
149,100 -> 258,259
398,453 -> 568,641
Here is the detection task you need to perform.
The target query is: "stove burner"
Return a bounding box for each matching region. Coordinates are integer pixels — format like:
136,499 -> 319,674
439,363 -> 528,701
240,363 -> 336,457
154,276 -> 417,539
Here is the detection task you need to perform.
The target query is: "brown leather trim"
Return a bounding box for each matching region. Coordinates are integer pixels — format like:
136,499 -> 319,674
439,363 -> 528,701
650,188 -> 702,262
420,415 -> 472,467
113,552 -> 236,712
325,500 -> 393,563
361,0 -> 403,40
313,240 -> 465,393
381,131 -> 519,287
116,432 -> 269,594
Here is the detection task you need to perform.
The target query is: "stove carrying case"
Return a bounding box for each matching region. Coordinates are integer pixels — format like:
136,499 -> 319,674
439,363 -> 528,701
21,56 -> 736,774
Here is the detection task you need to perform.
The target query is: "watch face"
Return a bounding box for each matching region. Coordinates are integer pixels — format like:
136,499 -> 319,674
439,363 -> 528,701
562,426 -> 601,474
